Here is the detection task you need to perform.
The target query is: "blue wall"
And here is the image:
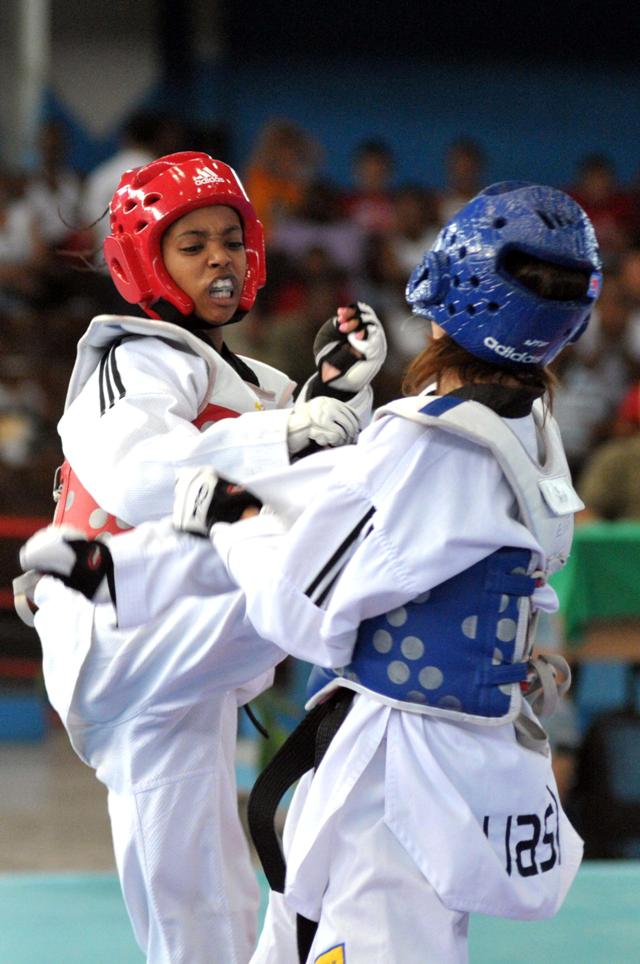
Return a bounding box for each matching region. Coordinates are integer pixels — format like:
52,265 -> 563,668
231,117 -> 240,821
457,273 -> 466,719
50,57 -> 640,189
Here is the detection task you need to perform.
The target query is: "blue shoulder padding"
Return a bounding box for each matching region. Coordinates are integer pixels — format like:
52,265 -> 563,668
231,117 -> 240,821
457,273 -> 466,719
418,396 -> 464,417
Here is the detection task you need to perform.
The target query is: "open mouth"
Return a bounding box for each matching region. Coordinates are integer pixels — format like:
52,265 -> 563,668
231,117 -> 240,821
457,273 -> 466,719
208,278 -> 235,301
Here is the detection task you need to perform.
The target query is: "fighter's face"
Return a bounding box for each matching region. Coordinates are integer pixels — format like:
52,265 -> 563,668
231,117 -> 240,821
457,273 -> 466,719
161,205 -> 247,328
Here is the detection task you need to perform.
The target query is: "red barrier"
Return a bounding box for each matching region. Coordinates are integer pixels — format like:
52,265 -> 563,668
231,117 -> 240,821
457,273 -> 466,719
0,516 -> 50,539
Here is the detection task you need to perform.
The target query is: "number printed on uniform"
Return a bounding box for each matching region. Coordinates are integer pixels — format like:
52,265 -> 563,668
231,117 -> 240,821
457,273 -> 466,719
483,786 -> 561,877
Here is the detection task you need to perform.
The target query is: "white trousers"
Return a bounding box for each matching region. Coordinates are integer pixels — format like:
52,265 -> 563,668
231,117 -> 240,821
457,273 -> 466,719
252,744 -> 469,964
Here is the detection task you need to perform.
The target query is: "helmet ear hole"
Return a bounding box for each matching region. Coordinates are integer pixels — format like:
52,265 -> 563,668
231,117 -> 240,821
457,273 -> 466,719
103,234 -> 153,305
406,250 -> 448,310
110,258 -> 125,282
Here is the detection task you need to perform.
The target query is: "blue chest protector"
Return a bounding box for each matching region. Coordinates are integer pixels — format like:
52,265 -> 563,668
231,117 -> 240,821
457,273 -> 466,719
306,389 -> 582,725
308,546 -> 535,722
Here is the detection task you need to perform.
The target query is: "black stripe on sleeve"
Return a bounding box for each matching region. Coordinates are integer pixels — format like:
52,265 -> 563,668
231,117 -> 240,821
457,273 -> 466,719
304,506 -> 375,601
109,341 -> 126,403
99,338 -> 128,415
98,351 -> 110,415
103,348 -> 115,410
313,516 -> 375,607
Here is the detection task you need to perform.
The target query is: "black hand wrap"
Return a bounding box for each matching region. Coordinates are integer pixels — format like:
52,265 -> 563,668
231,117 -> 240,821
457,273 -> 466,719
312,303 -> 366,396
207,478 -> 263,525
65,540 -> 116,603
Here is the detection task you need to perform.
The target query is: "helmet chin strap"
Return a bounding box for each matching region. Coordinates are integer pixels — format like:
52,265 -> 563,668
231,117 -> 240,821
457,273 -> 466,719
151,299 -> 248,332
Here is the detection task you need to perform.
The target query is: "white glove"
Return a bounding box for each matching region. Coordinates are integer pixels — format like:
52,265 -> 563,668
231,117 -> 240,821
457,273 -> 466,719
17,524 -> 114,603
173,468 -> 263,536
287,396 -> 359,455
313,302 -> 387,394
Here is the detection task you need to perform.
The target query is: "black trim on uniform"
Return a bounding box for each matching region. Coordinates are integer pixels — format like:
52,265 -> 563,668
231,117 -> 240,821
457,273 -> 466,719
98,351 -> 108,415
131,301 -> 260,384
219,341 -> 260,386
448,383 -> 543,418
304,506 -> 375,602
98,337 -> 129,415
109,343 -> 126,399
314,515 -> 375,607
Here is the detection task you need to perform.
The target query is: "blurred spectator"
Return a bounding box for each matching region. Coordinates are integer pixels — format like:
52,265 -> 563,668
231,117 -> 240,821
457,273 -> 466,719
270,178 -> 365,283
618,245 -> 640,357
436,137 -> 486,225
552,273 -> 639,477
363,184 -> 439,373
244,119 -> 323,238
381,184 -> 440,280
568,154 -> 635,266
0,352 -> 62,516
577,428 -> 640,521
0,170 -> 49,320
342,139 -> 395,236
545,694 -> 583,807
230,245 -> 351,390
614,381 -> 640,436
0,358 -> 46,470
24,120 -> 82,248
82,109 -> 186,253
1,160 -> 109,340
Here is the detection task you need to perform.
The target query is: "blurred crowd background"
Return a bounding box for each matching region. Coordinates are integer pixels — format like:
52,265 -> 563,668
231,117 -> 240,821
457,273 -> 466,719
2,109 -> 640,524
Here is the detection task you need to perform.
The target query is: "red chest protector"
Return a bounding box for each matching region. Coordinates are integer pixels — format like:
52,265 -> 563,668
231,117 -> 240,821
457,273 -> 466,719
52,403 -> 240,537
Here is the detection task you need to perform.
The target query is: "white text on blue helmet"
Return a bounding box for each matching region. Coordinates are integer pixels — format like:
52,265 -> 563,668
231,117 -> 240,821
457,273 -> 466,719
483,336 -> 544,365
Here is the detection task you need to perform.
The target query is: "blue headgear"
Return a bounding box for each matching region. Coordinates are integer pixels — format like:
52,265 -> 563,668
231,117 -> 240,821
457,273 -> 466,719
406,181 -> 602,368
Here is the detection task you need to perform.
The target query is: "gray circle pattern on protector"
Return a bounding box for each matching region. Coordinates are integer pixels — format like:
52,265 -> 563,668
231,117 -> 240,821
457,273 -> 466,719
401,636 -> 425,660
412,590 -> 431,604
407,690 -> 428,703
497,618 -> 517,642
65,490 -> 75,511
388,660 -> 411,684
419,666 -> 444,690
89,508 -> 109,529
386,607 -> 408,627
373,629 -> 393,654
438,695 -> 463,710
462,615 -> 478,639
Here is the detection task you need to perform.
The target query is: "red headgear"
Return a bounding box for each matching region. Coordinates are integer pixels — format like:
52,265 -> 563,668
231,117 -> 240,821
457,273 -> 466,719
103,151 -> 266,319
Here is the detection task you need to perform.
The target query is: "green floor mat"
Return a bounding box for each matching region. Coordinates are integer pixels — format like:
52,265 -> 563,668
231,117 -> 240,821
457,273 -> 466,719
0,862 -> 638,963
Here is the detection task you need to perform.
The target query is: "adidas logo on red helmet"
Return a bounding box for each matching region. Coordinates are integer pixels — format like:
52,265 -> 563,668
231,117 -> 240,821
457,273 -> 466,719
193,167 -> 226,186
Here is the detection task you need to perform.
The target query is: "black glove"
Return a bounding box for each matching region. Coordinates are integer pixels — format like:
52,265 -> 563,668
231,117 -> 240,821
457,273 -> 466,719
173,469 -> 263,536
18,525 -> 116,603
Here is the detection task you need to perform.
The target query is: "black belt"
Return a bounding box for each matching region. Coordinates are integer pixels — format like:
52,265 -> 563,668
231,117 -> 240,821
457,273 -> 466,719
247,687 -> 354,962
